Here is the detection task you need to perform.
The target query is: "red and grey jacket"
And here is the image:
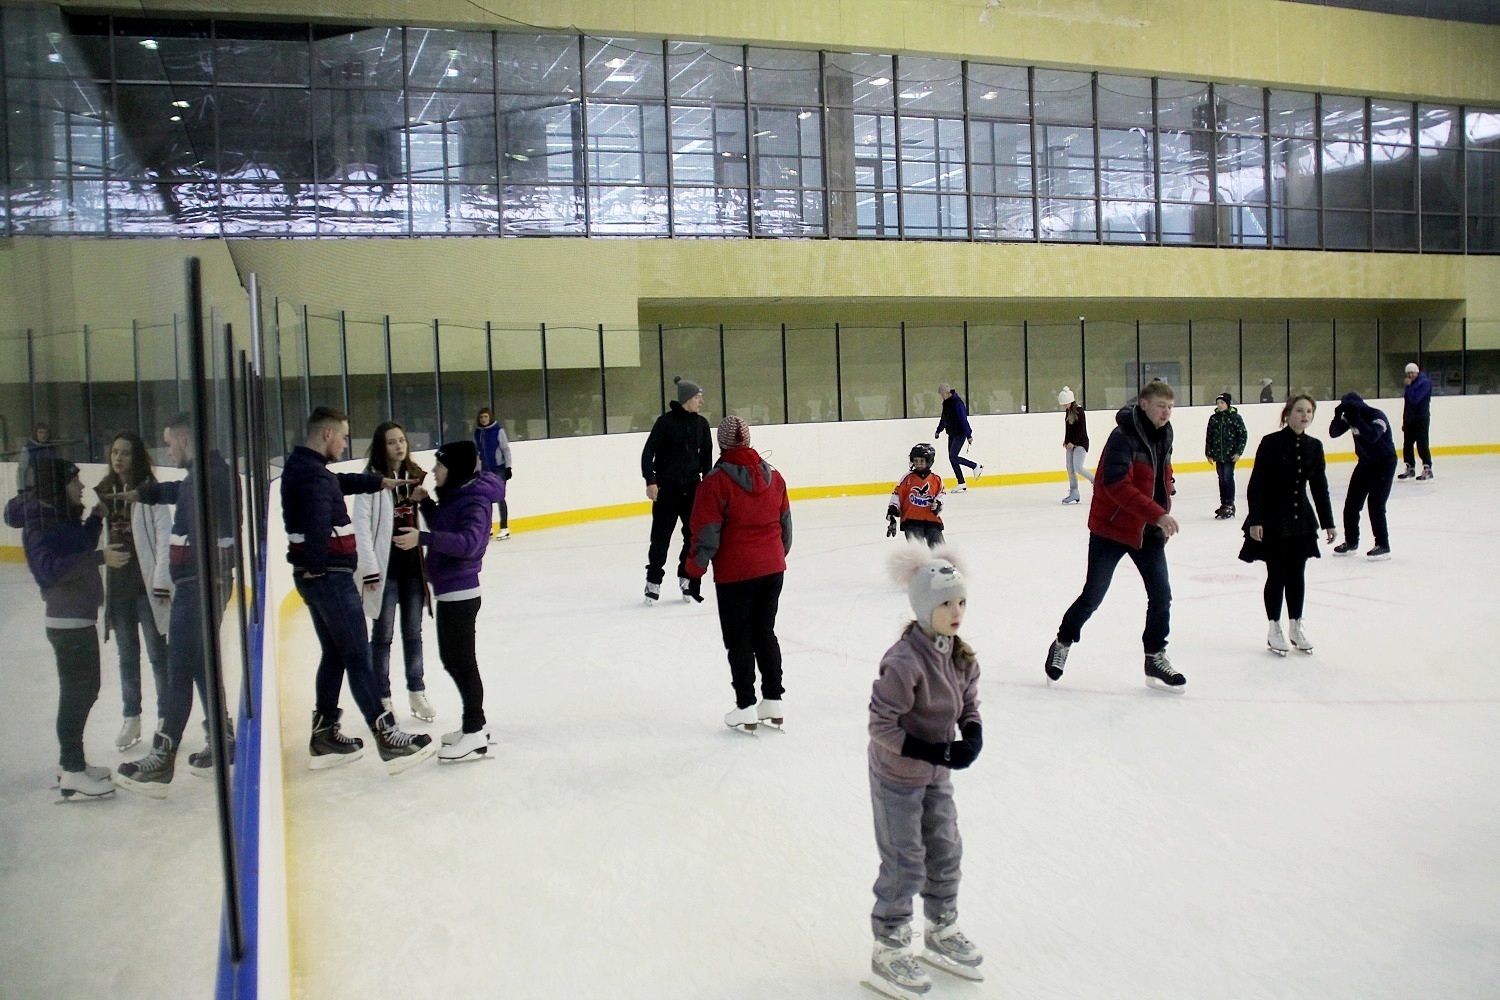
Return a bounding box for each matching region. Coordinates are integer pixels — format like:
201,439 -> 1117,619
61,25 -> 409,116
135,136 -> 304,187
685,446 -> 792,585
281,445 -> 385,575
1087,404 -> 1174,549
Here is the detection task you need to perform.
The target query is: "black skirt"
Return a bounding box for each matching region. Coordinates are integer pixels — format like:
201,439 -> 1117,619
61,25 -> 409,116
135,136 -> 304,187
1238,529 -> 1320,564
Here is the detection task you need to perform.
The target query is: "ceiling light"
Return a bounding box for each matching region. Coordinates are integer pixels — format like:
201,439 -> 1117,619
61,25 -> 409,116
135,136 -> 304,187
139,39 -> 159,50
510,153 -> 530,161
445,67 -> 460,77
753,130 -> 772,137
980,90 -> 999,100
169,115 -> 182,122
733,65 -> 743,72
605,57 -> 626,69
869,76 -> 890,86
171,100 -> 190,108
797,111 -> 813,120
47,53 -> 62,64
606,73 -> 637,84
445,49 -> 461,58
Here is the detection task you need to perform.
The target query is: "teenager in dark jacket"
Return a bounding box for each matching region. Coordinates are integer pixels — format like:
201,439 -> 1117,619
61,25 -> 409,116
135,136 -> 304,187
640,375 -> 713,603
14,422 -> 58,494
282,406 -> 435,776
1328,392 -> 1397,560
114,413 -> 239,796
934,383 -> 983,492
1058,387 -> 1093,505
1398,362 -> 1433,481
5,458 -> 130,799
1239,395 -> 1337,656
1044,380 -> 1186,690
473,406 -> 513,538
1205,392 -> 1249,519
412,440 -> 506,761
686,416 -> 792,731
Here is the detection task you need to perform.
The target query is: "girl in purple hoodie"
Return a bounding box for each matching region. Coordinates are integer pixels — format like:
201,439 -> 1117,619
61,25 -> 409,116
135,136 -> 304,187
409,440 -> 505,762
5,458 -> 131,799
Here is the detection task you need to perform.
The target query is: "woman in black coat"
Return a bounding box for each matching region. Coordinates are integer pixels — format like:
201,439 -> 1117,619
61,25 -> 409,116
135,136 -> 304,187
1239,394 -> 1337,656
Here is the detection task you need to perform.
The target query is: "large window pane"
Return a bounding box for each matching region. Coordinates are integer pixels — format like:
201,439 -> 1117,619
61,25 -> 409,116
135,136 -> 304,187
668,41 -> 744,101
840,326 -> 903,420
113,17 -> 213,83
1243,320 -> 1289,404
542,326 -> 604,437
1032,69 -> 1092,123
824,52 -> 894,110
1097,74 -> 1152,128
498,33 -> 580,94
1036,124 -> 1095,196
966,323 -> 1026,414
896,57 -> 963,115
1158,79 -> 1211,130
905,326 -> 965,418
1137,323 -> 1189,401
305,311 -> 346,449
900,116 -> 967,237
1027,323 -> 1082,414
342,316 -> 386,444
970,119 -> 1032,196
388,321 -> 438,449
1269,136 -> 1319,248
1216,84 -> 1265,134
1100,127 -> 1153,200
967,63 -> 1029,120
435,322 -> 491,444
1322,94 -> 1366,140
603,325 -> 662,434
406,28 -> 494,91
491,325 -> 545,441
1191,320 -> 1242,406
216,20 -> 310,86
87,326 -> 137,462
723,326 -> 785,425
785,326 -> 838,423
747,47 -> 819,104
585,37 -> 664,100
661,326 -> 724,422
404,91 -> 497,183
1083,321 -> 1136,411
1269,89 -> 1317,137
1334,319 -> 1379,398
1288,320 -> 1334,400
313,26 -> 404,88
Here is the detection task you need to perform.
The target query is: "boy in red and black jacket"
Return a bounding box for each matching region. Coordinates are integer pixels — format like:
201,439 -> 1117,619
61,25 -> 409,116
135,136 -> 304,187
886,443 -> 946,548
1043,380 -> 1187,691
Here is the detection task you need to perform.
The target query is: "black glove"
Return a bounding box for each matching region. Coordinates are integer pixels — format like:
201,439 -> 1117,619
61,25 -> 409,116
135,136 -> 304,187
952,721 -> 983,768
685,575 -> 703,603
900,733 -> 951,766
886,516 -> 898,538
502,466 -> 513,480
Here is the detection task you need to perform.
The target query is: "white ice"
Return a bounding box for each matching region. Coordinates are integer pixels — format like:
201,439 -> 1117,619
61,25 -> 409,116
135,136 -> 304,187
4,457 -> 1499,1000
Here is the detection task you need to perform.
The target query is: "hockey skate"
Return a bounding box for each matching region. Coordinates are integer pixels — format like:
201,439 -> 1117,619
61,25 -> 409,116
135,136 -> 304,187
724,704 -> 758,733
59,766 -> 116,801
1288,618 -> 1313,654
643,581 -> 661,606
1266,620 -> 1290,657
375,712 -> 437,775
1366,544 -> 1392,561
1144,650 -> 1187,690
114,732 -> 177,799
1214,504 -> 1235,520
864,926 -> 933,998
757,699 -> 785,730
1416,465 -> 1433,481
1044,639 -> 1070,683
188,719 -> 235,777
309,709 -> 365,770
922,913 -> 984,981
1397,464 -> 1416,480
1332,540 -> 1357,555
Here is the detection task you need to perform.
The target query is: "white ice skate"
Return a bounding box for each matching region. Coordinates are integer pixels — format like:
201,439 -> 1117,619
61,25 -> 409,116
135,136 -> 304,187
59,767 -> 117,801
948,484 -> 967,494
724,705 -> 758,732
409,690 -> 436,722
115,716 -> 142,751
441,728 -> 494,746
922,913 -> 984,981
437,730 -> 490,762
863,926 -> 932,998
1267,620 -> 1290,657
756,699 -> 785,730
1288,618 -> 1313,654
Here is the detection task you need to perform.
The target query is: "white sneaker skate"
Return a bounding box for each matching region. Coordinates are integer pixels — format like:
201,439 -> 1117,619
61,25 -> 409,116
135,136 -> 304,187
757,699 -> 784,728
948,483 -> 967,494
496,527 -> 511,539
1288,618 -> 1313,653
724,705 -> 758,732
59,767 -> 117,800
1267,620 -> 1290,656
116,716 -> 142,751
923,913 -> 984,981
409,690 -> 436,722
437,730 -> 489,762
865,926 -> 932,997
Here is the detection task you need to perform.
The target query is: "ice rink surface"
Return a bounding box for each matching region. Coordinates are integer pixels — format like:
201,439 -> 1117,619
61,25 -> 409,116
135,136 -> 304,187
4,456 -> 1499,1000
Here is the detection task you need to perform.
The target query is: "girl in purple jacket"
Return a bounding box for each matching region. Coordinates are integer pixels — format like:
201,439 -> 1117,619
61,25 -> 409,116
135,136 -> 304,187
409,440 -> 506,762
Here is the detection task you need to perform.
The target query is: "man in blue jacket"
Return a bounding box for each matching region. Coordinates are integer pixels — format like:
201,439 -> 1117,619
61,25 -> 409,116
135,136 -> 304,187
934,383 -> 983,493
284,406 -> 436,775
1398,362 -> 1433,481
1329,393 -> 1397,560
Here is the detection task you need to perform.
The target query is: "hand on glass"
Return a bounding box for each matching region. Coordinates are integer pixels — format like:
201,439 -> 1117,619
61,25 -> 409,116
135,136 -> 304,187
103,544 -> 132,569
393,527 -> 420,551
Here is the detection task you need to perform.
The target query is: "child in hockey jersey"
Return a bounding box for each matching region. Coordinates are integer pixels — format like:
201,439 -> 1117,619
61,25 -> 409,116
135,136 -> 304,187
866,546 -> 984,995
886,443 -> 946,547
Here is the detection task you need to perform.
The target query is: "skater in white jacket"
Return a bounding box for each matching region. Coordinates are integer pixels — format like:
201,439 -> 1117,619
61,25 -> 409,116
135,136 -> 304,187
353,421 -> 434,723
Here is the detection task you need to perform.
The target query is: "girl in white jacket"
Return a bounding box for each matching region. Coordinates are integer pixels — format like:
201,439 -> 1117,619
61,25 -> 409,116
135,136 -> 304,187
353,421 -> 434,722
94,431 -> 173,751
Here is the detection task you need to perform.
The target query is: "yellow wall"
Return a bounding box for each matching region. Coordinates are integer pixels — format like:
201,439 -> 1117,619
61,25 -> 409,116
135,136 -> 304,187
73,0 -> 1500,104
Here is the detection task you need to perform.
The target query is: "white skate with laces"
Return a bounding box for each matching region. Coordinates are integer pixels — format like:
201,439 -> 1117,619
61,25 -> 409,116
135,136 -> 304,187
921,912 -> 984,981
863,925 -> 932,998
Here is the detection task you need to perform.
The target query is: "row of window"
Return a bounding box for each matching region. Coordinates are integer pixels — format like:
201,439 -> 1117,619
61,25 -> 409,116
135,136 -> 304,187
2,9 -> 1498,247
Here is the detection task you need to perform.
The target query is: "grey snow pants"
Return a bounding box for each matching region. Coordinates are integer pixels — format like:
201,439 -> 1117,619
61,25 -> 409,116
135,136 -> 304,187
869,766 -> 963,940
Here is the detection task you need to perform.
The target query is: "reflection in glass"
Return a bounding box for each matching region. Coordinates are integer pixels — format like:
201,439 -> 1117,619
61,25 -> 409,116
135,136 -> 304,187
723,327 -> 786,425
603,326 -> 662,434
436,323 -> 491,445
313,26 -> 404,88
542,326 -> 603,438
660,326 -> 722,422
897,57 -> 963,115
388,321 -> 438,449
1242,320 -> 1288,403
1191,320 -> 1241,405
785,326 -> 838,423
1027,323 -> 1082,413
1032,69 -> 1092,123
1096,75 -> 1151,128
1137,323 -> 1189,401
1082,321 -> 1134,411
1333,320 -> 1379,398
1287,320 -> 1333,400
839,326 -> 902,420
747,47 -> 819,104
905,326 -> 965,418
668,41 -> 745,101
584,37 -> 665,99
406,28 -> 494,91
824,52 -> 895,110
490,325 -> 545,442
966,323 -> 1026,414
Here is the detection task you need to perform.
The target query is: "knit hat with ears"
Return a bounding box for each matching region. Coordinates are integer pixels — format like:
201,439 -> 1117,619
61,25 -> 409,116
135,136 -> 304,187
890,544 -> 968,632
717,415 -> 751,451
1057,387 -> 1075,407
674,375 -> 703,404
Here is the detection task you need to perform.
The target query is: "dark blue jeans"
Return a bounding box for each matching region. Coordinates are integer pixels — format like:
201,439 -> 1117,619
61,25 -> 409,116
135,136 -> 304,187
46,626 -> 100,772
1343,457 -> 1397,548
1215,460 -> 1237,506
946,436 -> 978,484
160,576 -> 228,746
1058,531 -> 1172,654
110,591 -> 169,719
296,571 -> 385,727
370,573 -> 426,698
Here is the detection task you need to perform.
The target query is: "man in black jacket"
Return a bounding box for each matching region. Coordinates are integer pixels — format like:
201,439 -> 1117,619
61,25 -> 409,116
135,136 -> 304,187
640,376 -> 712,604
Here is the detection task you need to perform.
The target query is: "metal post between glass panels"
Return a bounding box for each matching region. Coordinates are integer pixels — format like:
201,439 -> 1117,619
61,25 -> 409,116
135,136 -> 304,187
780,324 -> 789,424
539,323 -> 550,438
383,316 -> 394,418
432,320 -> 443,444
900,321 -> 908,418
133,319 -> 145,436
598,324 -> 609,430
83,324 -> 95,461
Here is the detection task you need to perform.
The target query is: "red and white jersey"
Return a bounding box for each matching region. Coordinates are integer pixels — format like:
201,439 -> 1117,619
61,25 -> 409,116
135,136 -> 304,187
890,471 -> 945,524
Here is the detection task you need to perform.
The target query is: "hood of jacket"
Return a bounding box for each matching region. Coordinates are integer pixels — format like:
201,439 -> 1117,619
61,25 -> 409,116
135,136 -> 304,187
1340,391 -> 1376,418
4,490 -> 69,531
437,469 -> 506,508
713,446 -> 774,494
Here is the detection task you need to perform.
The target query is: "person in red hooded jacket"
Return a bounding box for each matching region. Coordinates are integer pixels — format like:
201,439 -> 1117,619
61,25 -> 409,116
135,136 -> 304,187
685,416 -> 793,732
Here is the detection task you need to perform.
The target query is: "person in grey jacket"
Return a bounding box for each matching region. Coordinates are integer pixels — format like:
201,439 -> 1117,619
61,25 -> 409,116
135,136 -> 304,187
865,546 -> 984,995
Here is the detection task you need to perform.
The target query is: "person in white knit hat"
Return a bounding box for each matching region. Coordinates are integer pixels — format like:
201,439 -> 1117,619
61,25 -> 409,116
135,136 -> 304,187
1057,386 -> 1094,505
864,545 -> 985,996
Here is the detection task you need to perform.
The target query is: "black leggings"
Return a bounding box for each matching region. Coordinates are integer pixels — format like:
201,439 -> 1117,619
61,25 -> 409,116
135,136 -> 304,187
1263,552 -> 1309,620
436,597 -> 485,734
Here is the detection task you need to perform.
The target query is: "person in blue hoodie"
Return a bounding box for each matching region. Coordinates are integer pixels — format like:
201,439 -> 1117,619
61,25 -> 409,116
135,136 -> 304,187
5,457 -> 131,799
473,407 -> 513,539
411,440 -> 506,762
1398,362 -> 1434,481
934,383 -> 983,492
1328,392 -> 1397,560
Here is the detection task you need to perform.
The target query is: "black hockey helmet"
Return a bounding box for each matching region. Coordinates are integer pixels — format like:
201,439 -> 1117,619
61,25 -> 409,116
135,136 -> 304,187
909,442 -> 936,467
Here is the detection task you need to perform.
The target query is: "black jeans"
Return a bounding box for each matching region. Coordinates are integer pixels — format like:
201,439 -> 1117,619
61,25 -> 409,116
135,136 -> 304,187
1058,532 -> 1171,654
1402,416 -> 1432,468
715,573 -> 785,710
902,522 -> 945,547
436,597 -> 486,734
646,481 -> 698,586
1343,458 -> 1396,548
47,626 -> 101,772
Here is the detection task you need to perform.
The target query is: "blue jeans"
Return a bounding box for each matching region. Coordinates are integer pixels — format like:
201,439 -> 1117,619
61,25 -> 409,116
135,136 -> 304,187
1058,531 -> 1172,654
160,576 -> 228,746
1065,447 -> 1094,495
945,436 -> 977,484
1215,460 -> 1237,506
295,571 -> 385,726
869,768 -> 962,939
370,574 -> 426,698
110,591 -> 169,719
